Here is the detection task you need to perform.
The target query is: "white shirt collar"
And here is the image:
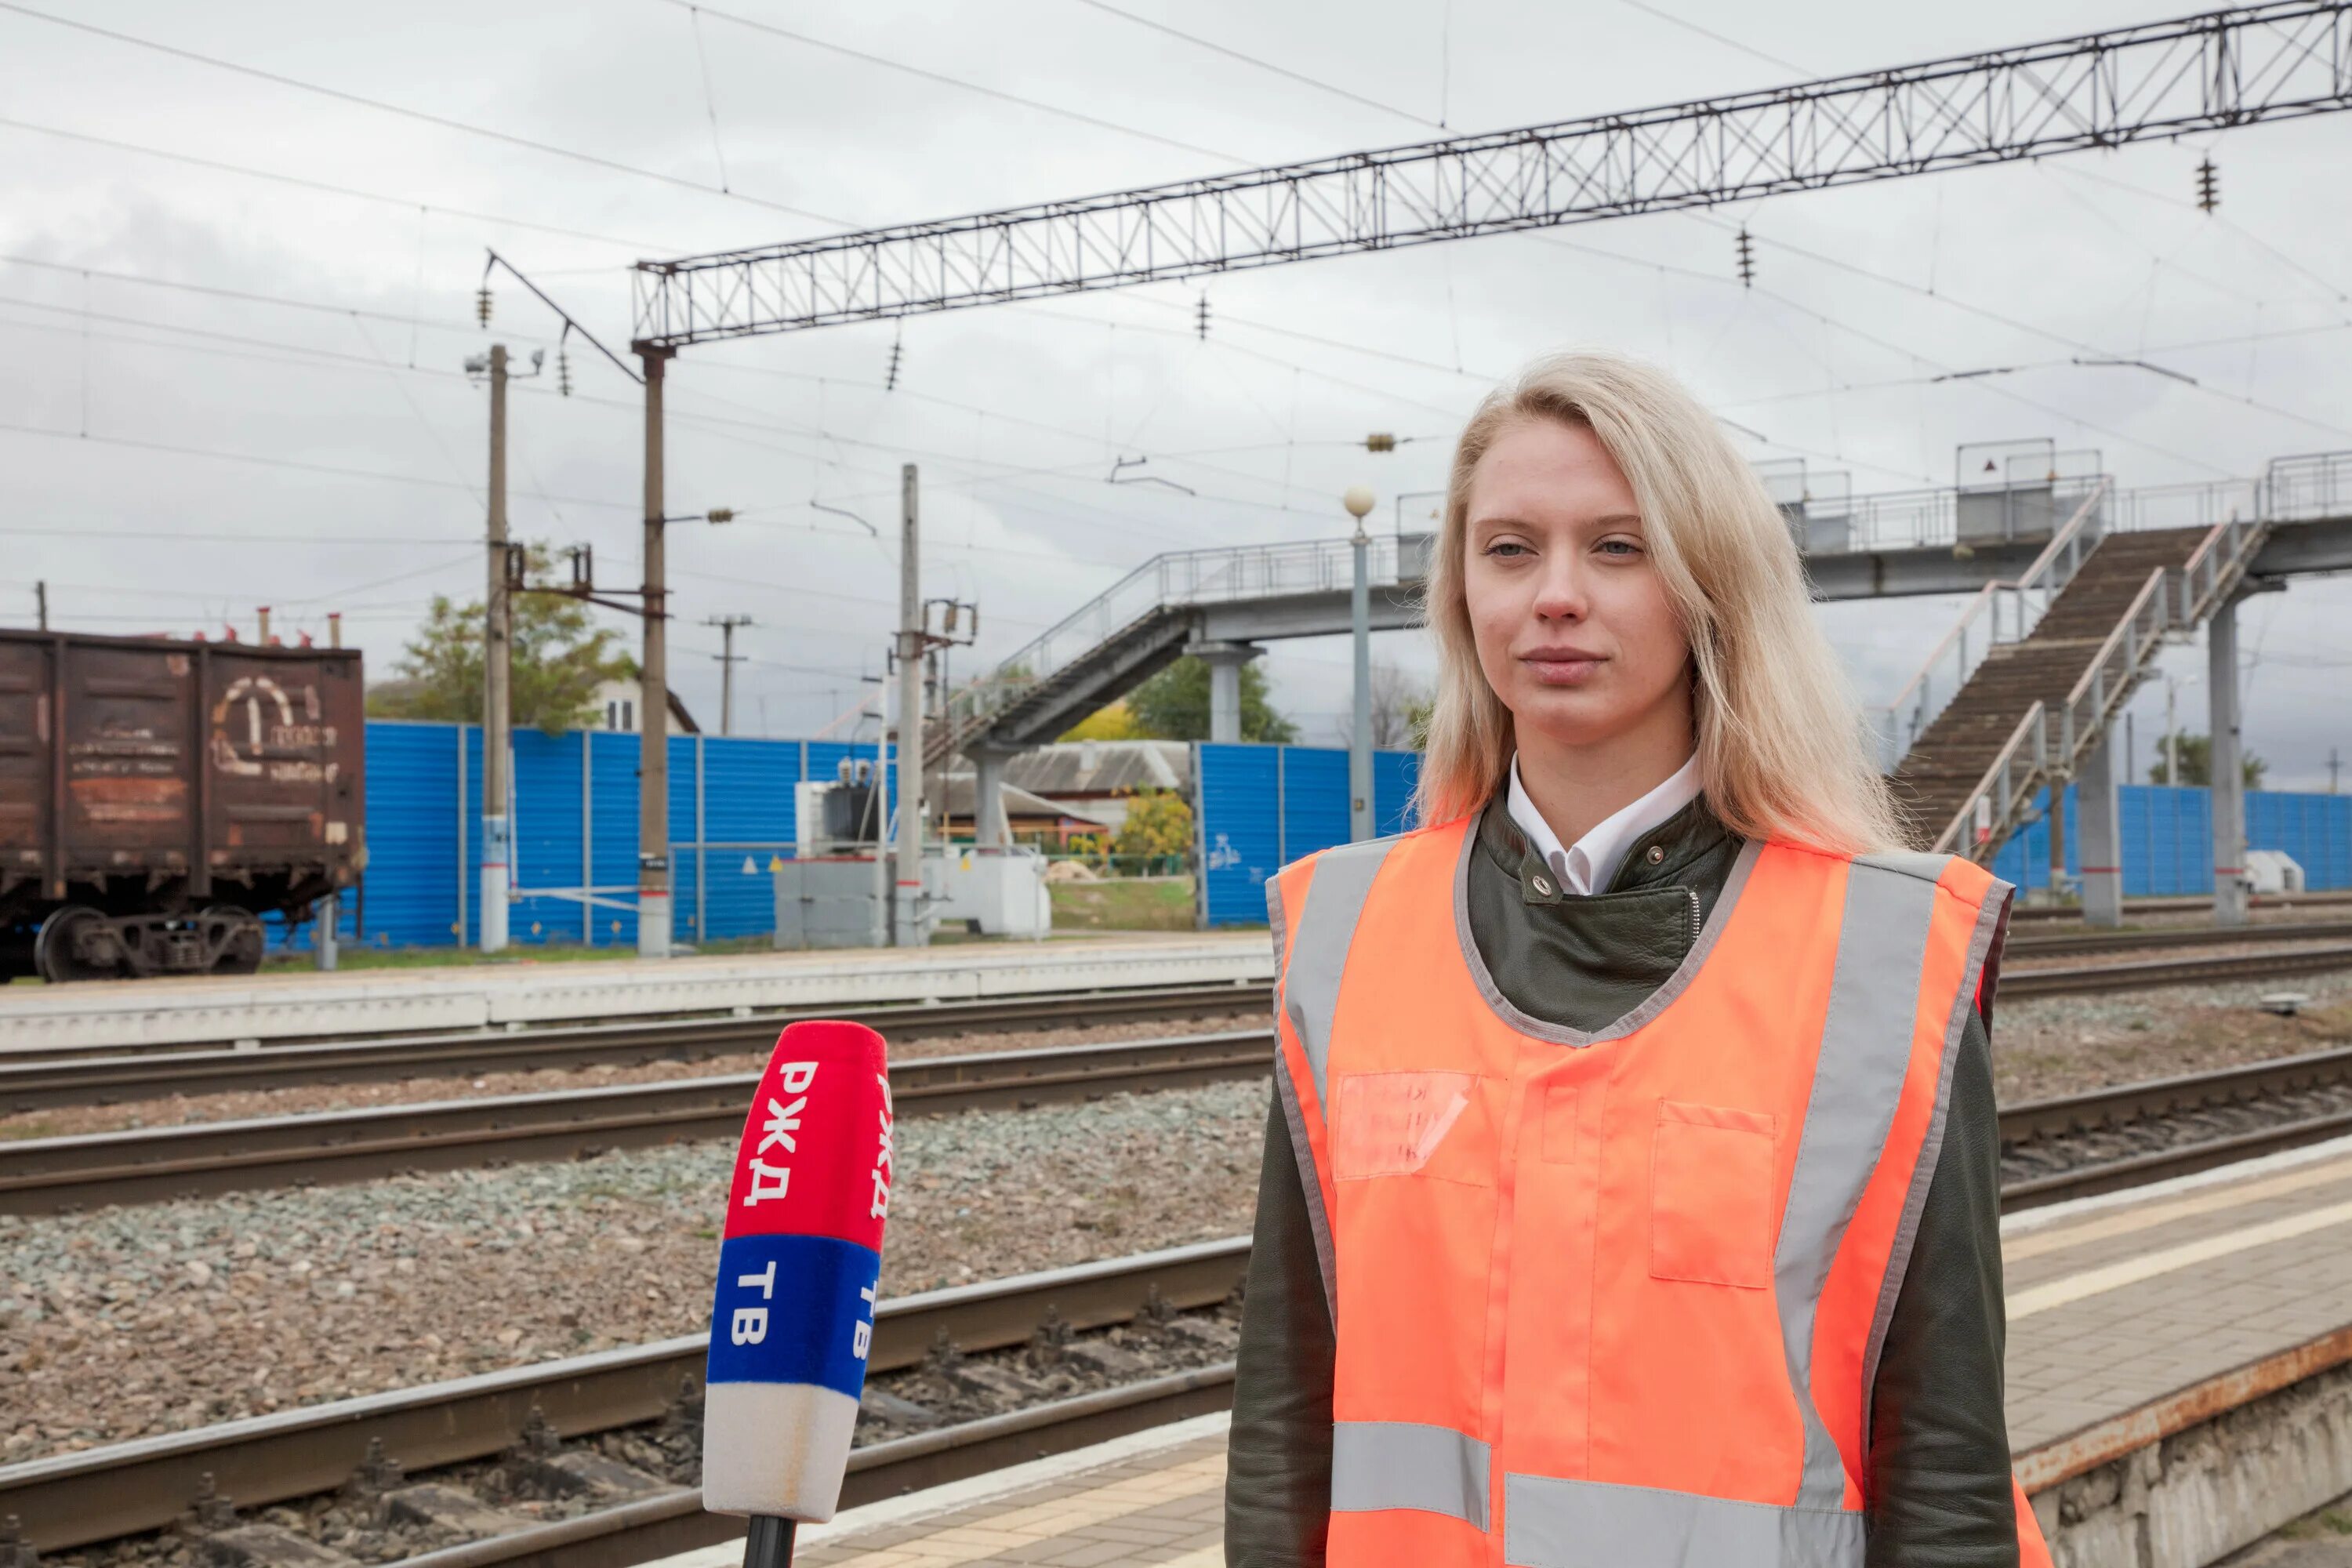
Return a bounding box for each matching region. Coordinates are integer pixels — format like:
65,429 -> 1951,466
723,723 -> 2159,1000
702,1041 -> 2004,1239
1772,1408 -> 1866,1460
1505,751 -> 1704,896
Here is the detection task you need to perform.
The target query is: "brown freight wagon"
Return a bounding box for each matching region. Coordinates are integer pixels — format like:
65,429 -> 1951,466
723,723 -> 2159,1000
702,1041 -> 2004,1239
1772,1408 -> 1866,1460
0,630 -> 365,982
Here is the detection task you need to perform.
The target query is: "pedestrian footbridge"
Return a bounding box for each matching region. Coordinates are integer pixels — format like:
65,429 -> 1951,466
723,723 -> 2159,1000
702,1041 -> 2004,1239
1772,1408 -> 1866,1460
938,447 -> 2352,902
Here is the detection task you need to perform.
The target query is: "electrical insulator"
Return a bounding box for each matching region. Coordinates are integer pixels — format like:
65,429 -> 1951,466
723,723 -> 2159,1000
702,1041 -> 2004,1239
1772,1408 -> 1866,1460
1735,227 -> 1756,288
885,336 -> 903,391
476,286 -> 493,326
1365,432 -> 1396,452
2196,158 -> 2220,212
1196,293 -> 1210,339
557,347 -> 573,397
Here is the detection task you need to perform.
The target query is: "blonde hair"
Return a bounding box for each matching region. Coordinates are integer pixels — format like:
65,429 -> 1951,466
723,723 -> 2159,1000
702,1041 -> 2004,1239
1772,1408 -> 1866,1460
1410,350 -> 1906,855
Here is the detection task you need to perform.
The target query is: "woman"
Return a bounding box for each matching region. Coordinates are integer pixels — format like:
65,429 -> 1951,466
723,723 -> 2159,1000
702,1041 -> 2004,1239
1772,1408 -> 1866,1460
1225,352 -> 2046,1568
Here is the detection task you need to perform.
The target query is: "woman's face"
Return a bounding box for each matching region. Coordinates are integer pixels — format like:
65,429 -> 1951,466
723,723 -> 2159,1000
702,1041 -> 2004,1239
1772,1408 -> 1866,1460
1461,417 -> 1693,755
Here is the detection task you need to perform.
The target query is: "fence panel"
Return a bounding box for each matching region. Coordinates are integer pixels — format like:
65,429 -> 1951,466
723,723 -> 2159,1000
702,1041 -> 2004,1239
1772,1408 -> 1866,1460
1194,742 -> 1421,927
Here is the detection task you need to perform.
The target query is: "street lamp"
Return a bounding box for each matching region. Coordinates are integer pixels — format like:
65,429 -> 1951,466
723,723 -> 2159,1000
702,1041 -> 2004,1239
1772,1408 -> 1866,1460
1345,485 -> 1377,844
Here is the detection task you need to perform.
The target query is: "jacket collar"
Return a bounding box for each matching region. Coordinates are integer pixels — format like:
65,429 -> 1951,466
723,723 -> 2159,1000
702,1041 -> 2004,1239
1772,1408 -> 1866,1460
1479,789 -> 1737,906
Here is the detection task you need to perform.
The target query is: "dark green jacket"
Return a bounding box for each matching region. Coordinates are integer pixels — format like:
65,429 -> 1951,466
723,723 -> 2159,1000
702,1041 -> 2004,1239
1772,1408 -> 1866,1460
1225,795 -> 2017,1568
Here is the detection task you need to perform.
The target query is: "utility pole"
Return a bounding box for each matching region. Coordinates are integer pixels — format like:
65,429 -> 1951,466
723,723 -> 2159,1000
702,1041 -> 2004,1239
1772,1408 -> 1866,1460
639,349 -> 673,958
707,614 -> 753,736
894,464 -> 926,947
481,343 -> 513,954
2330,747 -> 2342,795
1345,485 -> 1377,843
34,582 -> 47,631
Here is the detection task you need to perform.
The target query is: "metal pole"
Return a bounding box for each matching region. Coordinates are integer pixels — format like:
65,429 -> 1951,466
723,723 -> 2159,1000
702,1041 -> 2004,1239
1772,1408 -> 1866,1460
481,343 -> 512,953
34,581 -> 46,630
895,464 -> 926,947
1350,524 -> 1373,842
2165,678 -> 2178,787
638,350 -> 673,958
315,892 -> 339,971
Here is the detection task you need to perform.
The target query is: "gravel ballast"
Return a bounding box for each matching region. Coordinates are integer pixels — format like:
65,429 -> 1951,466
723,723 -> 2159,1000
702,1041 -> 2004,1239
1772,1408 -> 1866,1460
0,1077 -> 1270,1464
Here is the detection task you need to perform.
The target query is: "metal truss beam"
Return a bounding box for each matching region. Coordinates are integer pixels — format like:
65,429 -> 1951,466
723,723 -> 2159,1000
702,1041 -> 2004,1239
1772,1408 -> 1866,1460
633,2 -> 2351,349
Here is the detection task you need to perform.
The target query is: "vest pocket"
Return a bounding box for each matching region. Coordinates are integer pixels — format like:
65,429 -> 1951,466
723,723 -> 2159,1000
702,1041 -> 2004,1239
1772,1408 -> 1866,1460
1332,1071 -> 1483,1183
1649,1100 -> 1777,1287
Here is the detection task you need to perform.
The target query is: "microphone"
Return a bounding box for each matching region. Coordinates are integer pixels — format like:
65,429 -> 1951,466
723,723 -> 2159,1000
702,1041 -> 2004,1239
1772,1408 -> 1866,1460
702,1020 -> 894,1566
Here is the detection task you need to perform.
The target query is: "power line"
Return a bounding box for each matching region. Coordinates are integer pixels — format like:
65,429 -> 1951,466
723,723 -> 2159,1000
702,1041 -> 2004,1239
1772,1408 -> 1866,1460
1065,0 -> 1439,128
0,2 -> 848,225
668,0 -> 1247,165
1613,0 -> 1808,75
0,114 -> 671,252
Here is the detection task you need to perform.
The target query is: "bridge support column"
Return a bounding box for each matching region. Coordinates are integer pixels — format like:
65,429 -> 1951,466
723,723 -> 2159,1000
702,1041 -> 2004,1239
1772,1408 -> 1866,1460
1188,641 -> 1262,745
2209,594 -> 2249,927
2078,721 -> 2123,927
971,744 -> 1017,849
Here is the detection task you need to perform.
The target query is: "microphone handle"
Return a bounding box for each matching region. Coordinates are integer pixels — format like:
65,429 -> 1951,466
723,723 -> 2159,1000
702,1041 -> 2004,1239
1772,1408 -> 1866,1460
743,1515 -> 797,1568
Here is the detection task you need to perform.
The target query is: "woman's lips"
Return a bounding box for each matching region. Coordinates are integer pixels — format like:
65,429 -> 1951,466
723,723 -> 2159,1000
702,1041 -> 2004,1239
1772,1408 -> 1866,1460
1519,652 -> 1604,686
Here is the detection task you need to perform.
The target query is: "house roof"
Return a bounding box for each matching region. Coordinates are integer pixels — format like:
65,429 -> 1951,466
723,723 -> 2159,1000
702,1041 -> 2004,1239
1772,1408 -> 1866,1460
931,774 -> 1113,826
1000,740 -> 1191,797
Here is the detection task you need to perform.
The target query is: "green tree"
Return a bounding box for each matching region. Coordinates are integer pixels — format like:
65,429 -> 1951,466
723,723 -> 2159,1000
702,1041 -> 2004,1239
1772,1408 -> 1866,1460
1122,656 -> 1298,743
2145,731 -> 2267,789
368,546 -> 632,735
1113,789 -> 1194,862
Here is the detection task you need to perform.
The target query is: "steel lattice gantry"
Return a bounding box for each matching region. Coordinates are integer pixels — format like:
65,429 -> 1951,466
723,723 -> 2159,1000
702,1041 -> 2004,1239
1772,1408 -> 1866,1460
632,1 -> 2352,348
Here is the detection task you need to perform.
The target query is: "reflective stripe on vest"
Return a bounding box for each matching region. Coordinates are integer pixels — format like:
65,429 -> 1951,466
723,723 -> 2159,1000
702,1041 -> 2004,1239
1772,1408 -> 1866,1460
1265,819 -> 2045,1566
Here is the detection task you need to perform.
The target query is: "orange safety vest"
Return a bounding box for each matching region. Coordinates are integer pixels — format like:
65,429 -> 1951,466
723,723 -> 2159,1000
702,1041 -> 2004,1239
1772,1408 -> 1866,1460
1265,816 -> 2052,1568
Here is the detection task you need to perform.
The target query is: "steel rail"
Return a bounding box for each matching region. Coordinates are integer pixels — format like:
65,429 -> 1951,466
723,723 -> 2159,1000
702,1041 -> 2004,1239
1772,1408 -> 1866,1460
5,928 -> 2343,1117
385,1367 -> 1238,1568
0,1032 -> 1277,1215
0,981 -> 1274,1111
2000,919 -> 2352,960
2009,889 -> 2352,923
1998,1044 -> 2352,1146
0,1237 -> 1252,1552
1997,943 -> 2352,997
9,944 -> 2350,1214
0,978 -> 1276,1073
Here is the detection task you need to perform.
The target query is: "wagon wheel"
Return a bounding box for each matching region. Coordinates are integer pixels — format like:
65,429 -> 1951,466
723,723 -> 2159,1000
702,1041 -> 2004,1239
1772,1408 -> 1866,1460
202,906 -> 267,976
33,906 -> 113,984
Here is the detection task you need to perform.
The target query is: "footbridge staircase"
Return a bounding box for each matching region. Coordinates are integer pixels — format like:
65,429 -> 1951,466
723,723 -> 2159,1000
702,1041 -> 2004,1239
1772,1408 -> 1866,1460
1878,451 -> 2352,860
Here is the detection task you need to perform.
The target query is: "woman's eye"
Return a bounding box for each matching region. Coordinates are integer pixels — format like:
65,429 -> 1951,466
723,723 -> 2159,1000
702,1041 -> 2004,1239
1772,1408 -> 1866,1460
1483,540 -> 1533,558
1597,538 -> 1643,558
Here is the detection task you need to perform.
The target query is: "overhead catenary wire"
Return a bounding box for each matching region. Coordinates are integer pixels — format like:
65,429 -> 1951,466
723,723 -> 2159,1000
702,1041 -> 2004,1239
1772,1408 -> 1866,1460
0,1 -> 851,226
0,114 -> 673,253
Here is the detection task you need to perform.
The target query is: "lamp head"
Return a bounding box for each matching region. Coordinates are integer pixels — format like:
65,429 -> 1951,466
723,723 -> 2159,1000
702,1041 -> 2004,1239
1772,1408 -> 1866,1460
1342,485 -> 1377,521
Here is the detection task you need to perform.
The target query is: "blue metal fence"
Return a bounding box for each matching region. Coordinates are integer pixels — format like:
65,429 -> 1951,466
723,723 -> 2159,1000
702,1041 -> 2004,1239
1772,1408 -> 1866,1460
1984,782 -> 2348,895
1195,742 -> 1423,927
277,722 -> 899,953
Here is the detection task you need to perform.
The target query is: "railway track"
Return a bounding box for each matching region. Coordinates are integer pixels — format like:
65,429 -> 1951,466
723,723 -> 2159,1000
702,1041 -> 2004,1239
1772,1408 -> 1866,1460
0,980 -> 1276,1109
6,939 -> 2350,1216
17,1062 -> 2352,1565
4,925 -> 2343,1119
0,1031 -> 1275,1215
0,1237 -> 1252,1556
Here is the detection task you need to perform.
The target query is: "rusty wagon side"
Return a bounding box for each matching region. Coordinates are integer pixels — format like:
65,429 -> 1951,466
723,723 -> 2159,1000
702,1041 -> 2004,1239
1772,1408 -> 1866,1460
0,630 -> 366,982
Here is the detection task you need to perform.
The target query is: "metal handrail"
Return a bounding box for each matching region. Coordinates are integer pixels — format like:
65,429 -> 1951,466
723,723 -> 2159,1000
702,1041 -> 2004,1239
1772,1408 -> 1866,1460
1933,702 -> 2046,858
1869,478 -> 2110,770
2056,566 -> 2170,766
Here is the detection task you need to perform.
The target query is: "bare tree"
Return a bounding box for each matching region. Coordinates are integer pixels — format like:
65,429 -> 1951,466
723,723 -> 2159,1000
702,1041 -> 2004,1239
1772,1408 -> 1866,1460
1345,662 -> 1430,752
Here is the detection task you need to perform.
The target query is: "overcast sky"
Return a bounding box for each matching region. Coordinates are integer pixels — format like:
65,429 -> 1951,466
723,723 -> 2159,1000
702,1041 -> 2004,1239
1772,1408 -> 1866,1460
5,0 -> 2349,789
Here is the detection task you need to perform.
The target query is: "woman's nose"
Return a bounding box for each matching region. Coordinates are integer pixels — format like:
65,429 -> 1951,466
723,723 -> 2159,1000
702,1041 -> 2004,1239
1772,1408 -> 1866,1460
1530,560 -> 1588,622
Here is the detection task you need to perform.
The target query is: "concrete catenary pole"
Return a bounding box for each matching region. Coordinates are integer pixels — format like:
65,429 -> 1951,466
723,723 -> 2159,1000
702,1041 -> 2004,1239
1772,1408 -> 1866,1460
708,615 -> 753,737
2209,597 -> 2249,926
638,350 -> 673,958
1344,485 -> 1377,842
481,343 -> 513,953
894,464 -> 926,946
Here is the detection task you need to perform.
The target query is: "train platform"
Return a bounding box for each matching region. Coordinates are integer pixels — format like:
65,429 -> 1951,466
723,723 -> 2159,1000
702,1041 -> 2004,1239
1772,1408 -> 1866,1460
655,1137 -> 2352,1568
0,931 -> 1272,1054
